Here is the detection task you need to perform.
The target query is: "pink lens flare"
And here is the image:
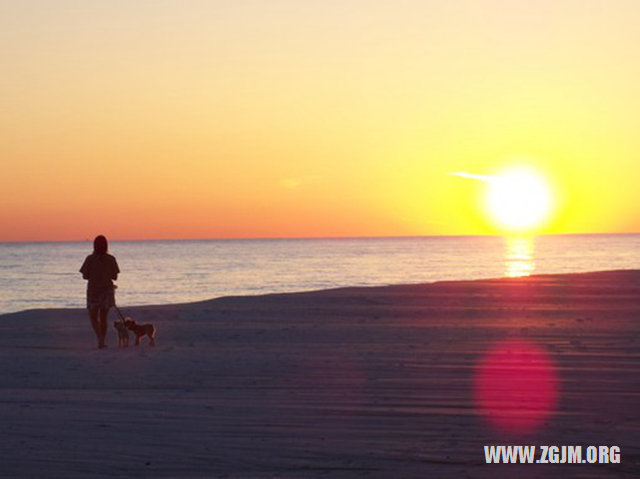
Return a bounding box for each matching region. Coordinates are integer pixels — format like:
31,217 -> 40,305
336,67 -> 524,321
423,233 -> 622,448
473,339 -> 559,433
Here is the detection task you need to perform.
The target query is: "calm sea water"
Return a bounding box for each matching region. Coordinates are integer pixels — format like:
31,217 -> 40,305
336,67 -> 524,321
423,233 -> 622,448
1,235 -> 638,314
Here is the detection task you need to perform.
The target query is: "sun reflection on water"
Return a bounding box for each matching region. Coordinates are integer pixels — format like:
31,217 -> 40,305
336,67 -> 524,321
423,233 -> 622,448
504,237 -> 535,278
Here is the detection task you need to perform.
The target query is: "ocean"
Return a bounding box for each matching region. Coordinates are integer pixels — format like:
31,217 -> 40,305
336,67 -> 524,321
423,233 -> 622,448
1,234 -> 638,314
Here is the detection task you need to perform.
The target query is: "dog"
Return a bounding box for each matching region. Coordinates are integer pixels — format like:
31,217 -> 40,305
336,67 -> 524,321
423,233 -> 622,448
113,320 -> 130,348
124,317 -> 156,346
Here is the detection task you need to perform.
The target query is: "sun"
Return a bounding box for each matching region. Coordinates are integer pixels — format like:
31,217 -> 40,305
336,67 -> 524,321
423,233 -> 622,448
485,166 -> 553,232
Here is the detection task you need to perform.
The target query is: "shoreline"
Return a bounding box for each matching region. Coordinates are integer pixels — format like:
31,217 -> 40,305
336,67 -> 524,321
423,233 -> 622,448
3,234 -> 639,315
2,267 -> 638,318
0,269 -> 638,477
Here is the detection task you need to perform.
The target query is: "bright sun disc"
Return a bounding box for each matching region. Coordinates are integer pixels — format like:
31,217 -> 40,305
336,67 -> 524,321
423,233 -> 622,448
485,166 -> 552,232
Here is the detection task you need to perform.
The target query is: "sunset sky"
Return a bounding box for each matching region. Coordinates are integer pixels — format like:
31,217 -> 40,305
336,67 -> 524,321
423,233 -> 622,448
2,1 -> 639,241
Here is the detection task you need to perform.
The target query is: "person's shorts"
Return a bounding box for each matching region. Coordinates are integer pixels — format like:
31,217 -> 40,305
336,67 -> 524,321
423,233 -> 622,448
87,287 -> 115,310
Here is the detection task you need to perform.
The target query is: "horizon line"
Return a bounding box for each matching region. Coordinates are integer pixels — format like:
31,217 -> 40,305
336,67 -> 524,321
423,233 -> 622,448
1,231 -> 639,244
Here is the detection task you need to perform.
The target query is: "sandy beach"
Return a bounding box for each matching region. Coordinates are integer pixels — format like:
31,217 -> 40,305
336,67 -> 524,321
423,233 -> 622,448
0,270 -> 638,478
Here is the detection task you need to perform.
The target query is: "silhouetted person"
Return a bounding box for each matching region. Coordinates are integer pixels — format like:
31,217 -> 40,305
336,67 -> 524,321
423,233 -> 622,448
80,235 -> 120,348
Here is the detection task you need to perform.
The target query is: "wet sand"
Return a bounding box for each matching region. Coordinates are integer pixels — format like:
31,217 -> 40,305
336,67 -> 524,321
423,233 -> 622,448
0,270 -> 638,478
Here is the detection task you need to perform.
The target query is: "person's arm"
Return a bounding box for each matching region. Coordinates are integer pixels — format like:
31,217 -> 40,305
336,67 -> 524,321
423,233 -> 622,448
80,256 -> 90,280
111,257 -> 120,281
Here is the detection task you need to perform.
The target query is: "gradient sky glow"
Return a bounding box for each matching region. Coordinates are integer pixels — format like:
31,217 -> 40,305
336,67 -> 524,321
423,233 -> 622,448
2,1 -> 639,240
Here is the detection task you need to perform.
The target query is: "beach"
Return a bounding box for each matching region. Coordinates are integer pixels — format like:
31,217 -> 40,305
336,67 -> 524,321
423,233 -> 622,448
0,270 -> 638,478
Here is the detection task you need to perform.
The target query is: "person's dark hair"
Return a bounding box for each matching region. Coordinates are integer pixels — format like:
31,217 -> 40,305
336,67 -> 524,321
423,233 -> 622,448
93,235 -> 108,255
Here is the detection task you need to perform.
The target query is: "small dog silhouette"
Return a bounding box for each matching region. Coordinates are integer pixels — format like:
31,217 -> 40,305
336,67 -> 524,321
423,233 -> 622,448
124,318 -> 156,346
113,320 -> 129,348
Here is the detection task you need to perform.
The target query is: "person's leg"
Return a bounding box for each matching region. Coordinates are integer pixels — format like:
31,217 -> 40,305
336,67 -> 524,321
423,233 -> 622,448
98,307 -> 109,348
88,306 -> 101,347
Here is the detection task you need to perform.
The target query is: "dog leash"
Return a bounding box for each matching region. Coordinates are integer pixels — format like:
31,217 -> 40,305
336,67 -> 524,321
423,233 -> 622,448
111,284 -> 127,322
113,304 -> 127,322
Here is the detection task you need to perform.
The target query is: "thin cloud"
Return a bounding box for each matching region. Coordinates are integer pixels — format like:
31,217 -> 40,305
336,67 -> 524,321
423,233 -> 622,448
279,175 -> 323,190
279,178 -> 302,189
449,171 -> 493,182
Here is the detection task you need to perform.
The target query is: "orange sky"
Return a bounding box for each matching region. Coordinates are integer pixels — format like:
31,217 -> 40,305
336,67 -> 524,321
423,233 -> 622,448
2,1 -> 639,241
